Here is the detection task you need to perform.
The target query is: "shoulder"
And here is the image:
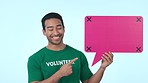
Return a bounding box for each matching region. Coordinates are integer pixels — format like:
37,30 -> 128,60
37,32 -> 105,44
28,47 -> 46,61
66,45 -> 84,54
27,47 -> 47,71
66,45 -> 86,59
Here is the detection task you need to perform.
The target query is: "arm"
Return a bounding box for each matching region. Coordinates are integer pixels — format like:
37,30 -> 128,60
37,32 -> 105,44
30,70 -> 63,83
83,52 -> 113,83
31,58 -> 78,83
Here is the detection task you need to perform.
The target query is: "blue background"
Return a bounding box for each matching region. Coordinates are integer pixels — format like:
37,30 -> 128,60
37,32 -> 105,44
0,0 -> 147,83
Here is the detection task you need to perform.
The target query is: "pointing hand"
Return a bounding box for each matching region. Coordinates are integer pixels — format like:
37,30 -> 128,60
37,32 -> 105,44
58,58 -> 78,77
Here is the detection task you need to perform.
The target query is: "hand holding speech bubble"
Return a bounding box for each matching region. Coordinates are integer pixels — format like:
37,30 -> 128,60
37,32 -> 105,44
85,16 -> 143,66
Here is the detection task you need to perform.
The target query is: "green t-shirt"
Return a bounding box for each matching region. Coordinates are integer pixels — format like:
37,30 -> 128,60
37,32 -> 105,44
28,45 -> 93,83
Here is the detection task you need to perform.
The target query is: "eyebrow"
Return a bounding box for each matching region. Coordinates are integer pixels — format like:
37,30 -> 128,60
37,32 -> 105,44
57,24 -> 62,27
46,24 -> 62,28
46,26 -> 53,28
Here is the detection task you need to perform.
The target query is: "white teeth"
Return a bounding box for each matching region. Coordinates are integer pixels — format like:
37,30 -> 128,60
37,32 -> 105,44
53,36 -> 60,40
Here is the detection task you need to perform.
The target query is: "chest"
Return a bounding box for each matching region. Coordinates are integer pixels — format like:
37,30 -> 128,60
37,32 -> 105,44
40,53 -> 81,79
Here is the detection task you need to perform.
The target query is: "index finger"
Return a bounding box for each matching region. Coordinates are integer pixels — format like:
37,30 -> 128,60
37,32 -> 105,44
68,58 -> 78,65
105,51 -> 113,60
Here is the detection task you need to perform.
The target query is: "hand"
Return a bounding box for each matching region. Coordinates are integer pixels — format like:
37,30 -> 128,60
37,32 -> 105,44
101,51 -> 113,69
58,58 -> 78,77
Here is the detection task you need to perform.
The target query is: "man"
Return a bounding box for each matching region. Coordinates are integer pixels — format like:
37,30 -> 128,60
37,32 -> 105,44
27,12 -> 113,83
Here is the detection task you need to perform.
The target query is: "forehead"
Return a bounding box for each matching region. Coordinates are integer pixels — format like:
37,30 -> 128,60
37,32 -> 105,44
45,18 -> 62,26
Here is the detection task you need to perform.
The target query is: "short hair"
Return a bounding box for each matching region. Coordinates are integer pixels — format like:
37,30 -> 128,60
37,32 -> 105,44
41,12 -> 65,30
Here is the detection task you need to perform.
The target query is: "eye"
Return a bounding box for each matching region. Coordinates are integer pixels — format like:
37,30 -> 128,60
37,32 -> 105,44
48,28 -> 53,31
57,27 -> 62,30
46,26 -> 53,31
57,25 -> 63,30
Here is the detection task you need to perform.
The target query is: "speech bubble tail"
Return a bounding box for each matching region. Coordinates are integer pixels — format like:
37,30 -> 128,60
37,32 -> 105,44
92,52 -> 102,66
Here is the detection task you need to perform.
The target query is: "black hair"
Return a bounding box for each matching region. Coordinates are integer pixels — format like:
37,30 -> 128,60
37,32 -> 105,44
41,12 -> 65,30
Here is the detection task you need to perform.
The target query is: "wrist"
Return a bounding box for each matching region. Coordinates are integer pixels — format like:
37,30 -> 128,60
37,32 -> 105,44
100,66 -> 106,70
57,70 -> 64,78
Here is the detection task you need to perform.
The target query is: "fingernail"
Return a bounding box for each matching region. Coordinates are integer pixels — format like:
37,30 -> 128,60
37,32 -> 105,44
101,56 -> 103,59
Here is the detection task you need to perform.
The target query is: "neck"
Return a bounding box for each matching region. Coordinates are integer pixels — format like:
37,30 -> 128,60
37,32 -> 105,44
46,43 -> 66,51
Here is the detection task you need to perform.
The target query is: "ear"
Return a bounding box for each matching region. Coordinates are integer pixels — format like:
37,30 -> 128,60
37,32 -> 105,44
42,29 -> 46,36
63,27 -> 65,33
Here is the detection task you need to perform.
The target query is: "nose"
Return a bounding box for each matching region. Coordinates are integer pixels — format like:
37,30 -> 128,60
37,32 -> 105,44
53,29 -> 59,35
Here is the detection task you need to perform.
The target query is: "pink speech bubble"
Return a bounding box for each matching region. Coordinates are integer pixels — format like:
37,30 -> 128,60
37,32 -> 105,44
85,16 -> 143,66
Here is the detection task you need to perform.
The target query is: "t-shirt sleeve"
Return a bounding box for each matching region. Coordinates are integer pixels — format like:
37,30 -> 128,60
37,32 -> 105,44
80,52 -> 93,82
27,56 -> 43,83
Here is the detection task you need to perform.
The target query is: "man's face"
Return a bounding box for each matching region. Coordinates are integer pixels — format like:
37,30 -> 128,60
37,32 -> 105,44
43,18 -> 65,45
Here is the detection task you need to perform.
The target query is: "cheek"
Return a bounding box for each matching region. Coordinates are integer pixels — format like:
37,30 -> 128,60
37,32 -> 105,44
44,31 -> 51,37
46,33 -> 52,37
59,30 -> 65,35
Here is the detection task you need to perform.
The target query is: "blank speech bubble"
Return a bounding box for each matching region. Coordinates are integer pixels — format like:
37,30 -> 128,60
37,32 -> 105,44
85,16 -> 143,66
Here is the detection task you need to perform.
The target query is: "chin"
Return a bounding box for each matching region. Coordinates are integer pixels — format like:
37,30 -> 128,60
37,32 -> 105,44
51,41 -> 63,45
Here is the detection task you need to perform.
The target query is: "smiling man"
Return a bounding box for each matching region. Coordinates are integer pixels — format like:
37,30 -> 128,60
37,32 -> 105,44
27,12 -> 113,83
